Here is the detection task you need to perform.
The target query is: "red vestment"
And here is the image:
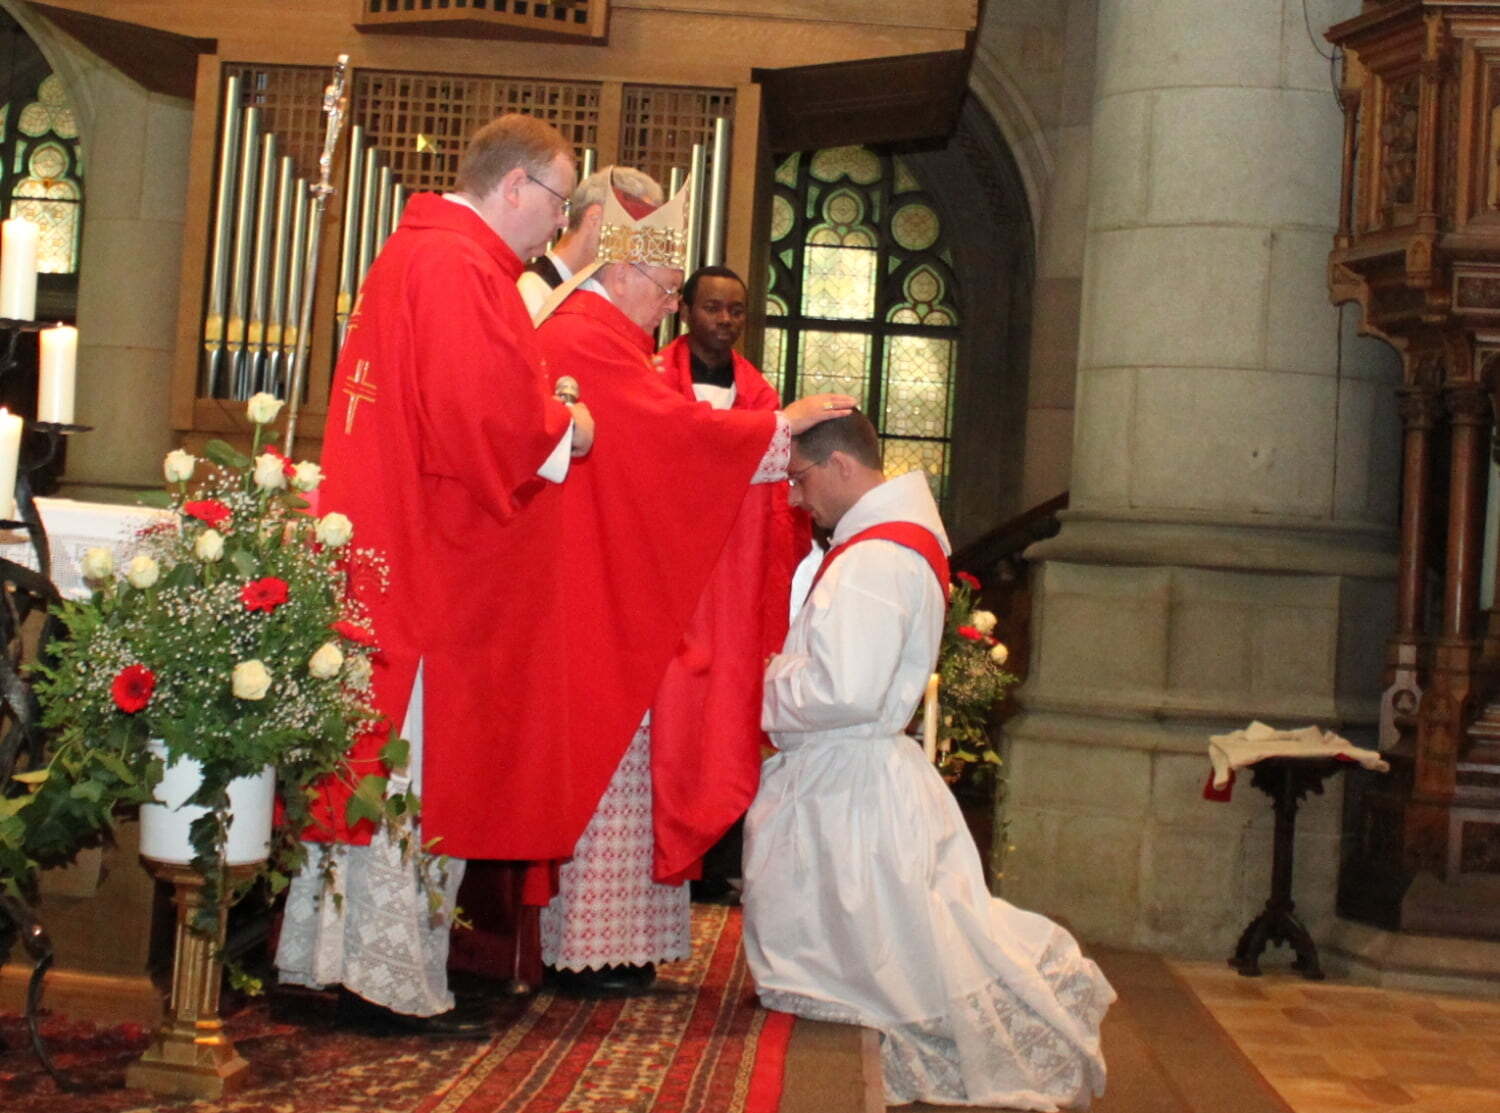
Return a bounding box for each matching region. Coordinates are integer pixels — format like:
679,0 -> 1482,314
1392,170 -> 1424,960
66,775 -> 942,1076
309,192 -> 572,854
650,336 -> 806,883
510,293 -> 777,879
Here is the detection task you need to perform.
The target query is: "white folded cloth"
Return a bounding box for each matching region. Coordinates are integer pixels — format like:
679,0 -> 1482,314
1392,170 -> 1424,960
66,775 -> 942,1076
1207,720 -> 1389,790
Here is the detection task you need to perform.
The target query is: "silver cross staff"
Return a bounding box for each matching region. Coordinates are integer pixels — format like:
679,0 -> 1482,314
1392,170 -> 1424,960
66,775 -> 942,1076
283,53 -> 349,458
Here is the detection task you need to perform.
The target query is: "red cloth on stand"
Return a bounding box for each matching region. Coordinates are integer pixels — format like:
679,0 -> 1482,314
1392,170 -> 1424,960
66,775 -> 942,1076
306,192 -> 572,853
650,337 -> 808,884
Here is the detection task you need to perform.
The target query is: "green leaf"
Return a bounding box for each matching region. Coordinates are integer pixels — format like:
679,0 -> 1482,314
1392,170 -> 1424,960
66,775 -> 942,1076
379,735 -> 410,771
70,779 -> 105,802
346,774 -> 387,827
204,439 -> 252,470
135,489 -> 173,509
229,549 -> 258,578
282,494 -> 310,510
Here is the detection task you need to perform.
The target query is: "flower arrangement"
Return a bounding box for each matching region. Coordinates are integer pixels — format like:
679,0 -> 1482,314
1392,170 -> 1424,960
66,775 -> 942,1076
935,570 -> 1016,783
0,394 -> 413,946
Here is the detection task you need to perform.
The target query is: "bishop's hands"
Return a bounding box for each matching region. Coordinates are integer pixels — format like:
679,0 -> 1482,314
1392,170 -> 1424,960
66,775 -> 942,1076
781,393 -> 858,434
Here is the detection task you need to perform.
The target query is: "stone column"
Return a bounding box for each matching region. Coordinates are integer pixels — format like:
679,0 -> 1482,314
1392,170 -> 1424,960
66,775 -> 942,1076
1002,0 -> 1403,955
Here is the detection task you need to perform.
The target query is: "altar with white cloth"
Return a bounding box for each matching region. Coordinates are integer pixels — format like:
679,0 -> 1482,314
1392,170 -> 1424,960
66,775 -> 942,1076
0,496 -> 170,600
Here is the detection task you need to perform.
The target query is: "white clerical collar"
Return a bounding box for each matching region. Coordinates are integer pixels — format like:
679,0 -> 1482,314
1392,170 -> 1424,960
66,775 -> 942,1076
830,470 -> 951,553
547,251 -> 574,282
581,274 -> 611,302
442,192 -> 483,217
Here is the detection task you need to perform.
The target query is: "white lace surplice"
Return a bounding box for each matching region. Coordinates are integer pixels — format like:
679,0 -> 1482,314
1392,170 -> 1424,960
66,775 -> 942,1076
540,716 -> 691,970
744,472 -> 1115,1109
275,663 -> 465,1018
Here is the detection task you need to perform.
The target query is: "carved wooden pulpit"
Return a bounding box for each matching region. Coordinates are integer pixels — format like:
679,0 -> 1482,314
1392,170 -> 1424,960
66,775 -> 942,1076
1329,1 -> 1500,936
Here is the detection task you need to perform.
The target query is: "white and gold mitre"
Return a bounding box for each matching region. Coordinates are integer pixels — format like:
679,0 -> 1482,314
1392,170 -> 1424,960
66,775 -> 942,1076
531,169 -> 691,325
596,172 -> 689,270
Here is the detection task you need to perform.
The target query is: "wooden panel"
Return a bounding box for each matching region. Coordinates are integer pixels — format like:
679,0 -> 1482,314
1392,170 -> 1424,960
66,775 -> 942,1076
754,50 -> 972,152
620,83 -> 734,190
353,0 -> 607,43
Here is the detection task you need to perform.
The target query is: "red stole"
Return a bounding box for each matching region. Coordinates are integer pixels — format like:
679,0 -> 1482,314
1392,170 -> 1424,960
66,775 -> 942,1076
811,522 -> 951,601
649,337 -> 808,884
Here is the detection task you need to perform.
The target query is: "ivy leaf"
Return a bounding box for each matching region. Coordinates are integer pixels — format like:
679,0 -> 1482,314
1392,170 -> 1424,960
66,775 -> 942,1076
203,439 -> 252,470
135,489 -> 173,509
346,775 -> 387,827
379,735 -> 410,771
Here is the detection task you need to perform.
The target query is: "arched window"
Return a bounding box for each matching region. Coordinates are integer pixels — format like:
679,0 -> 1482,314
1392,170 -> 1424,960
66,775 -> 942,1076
765,145 -> 959,499
5,74 -> 82,274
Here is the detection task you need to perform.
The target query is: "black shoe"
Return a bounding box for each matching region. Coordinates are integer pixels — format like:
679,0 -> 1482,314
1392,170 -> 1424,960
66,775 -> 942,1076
335,988 -> 493,1039
544,964 -> 656,998
690,878 -> 742,906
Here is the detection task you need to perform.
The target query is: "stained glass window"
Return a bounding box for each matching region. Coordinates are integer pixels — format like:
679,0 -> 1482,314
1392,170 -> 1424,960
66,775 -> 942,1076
765,147 -> 959,500
3,73 -> 82,274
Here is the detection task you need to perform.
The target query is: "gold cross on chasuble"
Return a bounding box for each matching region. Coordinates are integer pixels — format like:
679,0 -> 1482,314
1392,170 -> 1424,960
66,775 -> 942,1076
343,358 -> 376,434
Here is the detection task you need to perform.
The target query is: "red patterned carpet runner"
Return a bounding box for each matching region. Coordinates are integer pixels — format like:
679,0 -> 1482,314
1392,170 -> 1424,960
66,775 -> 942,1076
418,904 -> 792,1113
0,905 -> 792,1113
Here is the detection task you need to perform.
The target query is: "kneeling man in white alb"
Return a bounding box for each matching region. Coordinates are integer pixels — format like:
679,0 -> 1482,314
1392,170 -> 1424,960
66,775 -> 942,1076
742,411 -> 1115,1109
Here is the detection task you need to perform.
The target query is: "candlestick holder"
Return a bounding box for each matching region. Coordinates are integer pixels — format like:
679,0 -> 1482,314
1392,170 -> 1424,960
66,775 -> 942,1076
0,313 -> 90,1090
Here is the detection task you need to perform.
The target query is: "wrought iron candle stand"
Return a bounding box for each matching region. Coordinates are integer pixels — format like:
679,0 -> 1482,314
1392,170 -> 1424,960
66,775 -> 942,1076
0,315 -> 92,1090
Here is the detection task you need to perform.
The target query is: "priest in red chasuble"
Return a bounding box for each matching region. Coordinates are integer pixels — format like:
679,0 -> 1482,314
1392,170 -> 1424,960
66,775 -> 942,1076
654,266 -> 810,902
274,114 -> 594,1037
528,177 -> 852,995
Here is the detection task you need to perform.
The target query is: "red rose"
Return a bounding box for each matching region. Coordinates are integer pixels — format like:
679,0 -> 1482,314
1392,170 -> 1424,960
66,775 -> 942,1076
957,571 -> 981,591
330,620 -> 376,646
957,625 -> 983,641
184,499 -> 231,529
111,664 -> 156,713
241,576 -> 290,613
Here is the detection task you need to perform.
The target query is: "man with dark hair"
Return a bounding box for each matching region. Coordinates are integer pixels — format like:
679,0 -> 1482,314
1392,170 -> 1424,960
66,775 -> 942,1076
276,113 -> 594,1037
744,411 -> 1114,1107
655,264 -> 805,904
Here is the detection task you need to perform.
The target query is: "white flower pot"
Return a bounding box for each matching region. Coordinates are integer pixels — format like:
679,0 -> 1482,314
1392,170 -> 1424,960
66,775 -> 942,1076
138,740 -> 275,865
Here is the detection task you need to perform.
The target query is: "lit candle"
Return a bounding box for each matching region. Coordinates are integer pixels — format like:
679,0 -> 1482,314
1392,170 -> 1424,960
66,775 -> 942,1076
0,219 -> 38,320
38,324 -> 77,424
923,672 -> 940,763
0,409 -> 23,520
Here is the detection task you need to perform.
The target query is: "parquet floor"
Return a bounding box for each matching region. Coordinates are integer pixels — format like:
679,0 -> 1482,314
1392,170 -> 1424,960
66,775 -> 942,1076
1172,960 -> 1500,1113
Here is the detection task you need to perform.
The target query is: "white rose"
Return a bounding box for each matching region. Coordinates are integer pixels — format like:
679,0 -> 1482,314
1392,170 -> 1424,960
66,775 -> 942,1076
990,642 -> 1009,666
163,449 -> 196,484
343,654 -> 373,691
316,512 -> 353,548
970,609 -> 997,636
253,452 -> 288,491
81,547 -> 114,581
194,528 -> 224,562
125,554 -> 160,589
291,461 -> 323,492
308,642 -> 344,679
246,392 -> 285,425
232,659 -> 272,700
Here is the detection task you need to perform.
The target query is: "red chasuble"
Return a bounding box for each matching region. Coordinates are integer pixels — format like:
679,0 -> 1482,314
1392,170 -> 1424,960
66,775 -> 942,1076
308,192 -> 572,852
512,293 -> 777,877
650,337 -> 807,883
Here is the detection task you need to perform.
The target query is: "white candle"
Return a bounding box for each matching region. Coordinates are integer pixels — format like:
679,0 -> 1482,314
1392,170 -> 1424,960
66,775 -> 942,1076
0,219 -> 38,320
923,672 -> 940,763
38,324 -> 77,424
0,409 -> 23,520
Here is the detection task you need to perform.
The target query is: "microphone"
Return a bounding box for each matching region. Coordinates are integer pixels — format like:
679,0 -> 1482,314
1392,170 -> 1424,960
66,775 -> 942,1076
554,375 -> 580,405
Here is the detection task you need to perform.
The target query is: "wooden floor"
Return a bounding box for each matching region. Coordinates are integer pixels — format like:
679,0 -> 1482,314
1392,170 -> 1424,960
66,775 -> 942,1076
1173,959 -> 1500,1113
780,949 -> 1500,1113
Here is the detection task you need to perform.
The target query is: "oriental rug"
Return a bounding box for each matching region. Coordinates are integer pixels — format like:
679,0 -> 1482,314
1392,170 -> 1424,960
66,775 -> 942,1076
0,904 -> 792,1113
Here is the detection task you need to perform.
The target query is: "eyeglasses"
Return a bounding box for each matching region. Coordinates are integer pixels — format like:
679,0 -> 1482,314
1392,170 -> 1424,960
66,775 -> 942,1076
525,173 -> 572,219
787,459 -> 823,488
631,263 -> 681,301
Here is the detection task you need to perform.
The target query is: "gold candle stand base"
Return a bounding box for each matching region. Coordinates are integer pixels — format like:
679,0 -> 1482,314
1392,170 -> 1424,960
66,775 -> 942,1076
125,859 -> 259,1099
